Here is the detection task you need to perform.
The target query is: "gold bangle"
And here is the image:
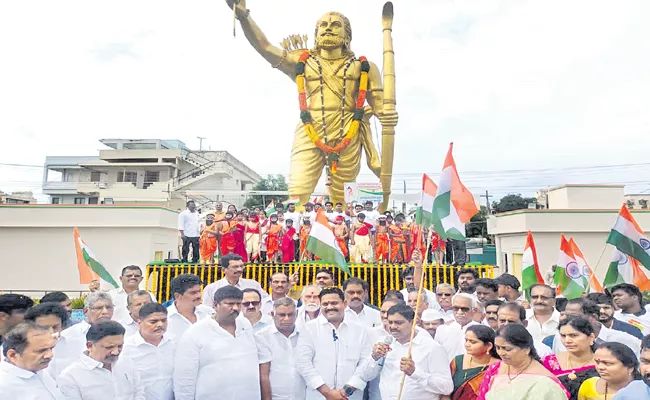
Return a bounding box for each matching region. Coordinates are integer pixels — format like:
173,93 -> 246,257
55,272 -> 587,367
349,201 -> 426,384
272,50 -> 288,69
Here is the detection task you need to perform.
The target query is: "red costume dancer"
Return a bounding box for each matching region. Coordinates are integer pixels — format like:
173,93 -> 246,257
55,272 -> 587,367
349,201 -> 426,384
218,212 -> 237,257
281,223 -> 297,263
333,216 -> 349,259
299,219 -> 313,261
245,215 -> 261,262
265,216 -> 282,262
410,224 -> 427,261
233,214 -> 248,262
199,213 -> 218,263
389,219 -> 408,263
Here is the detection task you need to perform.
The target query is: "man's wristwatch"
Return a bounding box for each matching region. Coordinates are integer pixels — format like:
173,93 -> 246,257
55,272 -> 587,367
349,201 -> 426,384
343,385 -> 355,396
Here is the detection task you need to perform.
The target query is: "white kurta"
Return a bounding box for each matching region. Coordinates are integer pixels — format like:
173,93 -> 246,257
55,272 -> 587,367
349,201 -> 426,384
0,362 -> 62,400
47,320 -> 91,379
122,333 -> 176,400
166,302 -> 214,340
433,321 -> 481,362
201,278 -> 268,307
344,305 -> 382,329
256,324 -> 306,400
362,328 -> 454,400
295,315 -> 372,400
57,353 -> 145,400
173,317 -> 260,400
108,288 -> 156,324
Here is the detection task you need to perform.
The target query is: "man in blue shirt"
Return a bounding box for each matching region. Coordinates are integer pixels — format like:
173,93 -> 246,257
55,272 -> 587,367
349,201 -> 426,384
613,335 -> 650,398
587,293 -> 643,339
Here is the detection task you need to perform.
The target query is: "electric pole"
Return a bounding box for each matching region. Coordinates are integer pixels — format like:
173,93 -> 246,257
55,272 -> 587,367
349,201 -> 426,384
197,136 -> 206,151
481,190 -> 493,214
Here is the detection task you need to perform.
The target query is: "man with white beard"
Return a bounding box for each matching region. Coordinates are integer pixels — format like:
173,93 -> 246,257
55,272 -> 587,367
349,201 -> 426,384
296,285 -> 321,330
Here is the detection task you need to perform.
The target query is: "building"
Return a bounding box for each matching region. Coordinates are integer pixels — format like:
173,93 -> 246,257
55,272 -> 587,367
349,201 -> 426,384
0,204 -> 179,296
0,191 -> 36,204
42,139 -> 262,210
488,184 -> 650,282
624,194 -> 650,209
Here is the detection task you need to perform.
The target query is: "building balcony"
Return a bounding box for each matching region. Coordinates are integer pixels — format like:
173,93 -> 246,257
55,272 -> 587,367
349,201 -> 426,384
77,182 -> 170,203
42,181 -> 79,194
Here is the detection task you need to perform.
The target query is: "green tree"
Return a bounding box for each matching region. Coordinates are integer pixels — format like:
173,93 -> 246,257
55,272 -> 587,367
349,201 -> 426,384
492,194 -> 536,213
243,175 -> 289,209
466,206 -> 488,239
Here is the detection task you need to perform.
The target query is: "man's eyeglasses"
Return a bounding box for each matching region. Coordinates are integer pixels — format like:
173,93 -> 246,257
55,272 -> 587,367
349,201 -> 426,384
242,301 -> 261,308
437,293 -> 453,297
451,306 -> 472,313
123,274 -> 142,279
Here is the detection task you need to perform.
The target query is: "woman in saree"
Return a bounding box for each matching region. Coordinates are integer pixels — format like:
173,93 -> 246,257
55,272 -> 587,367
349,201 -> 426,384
577,342 -> 639,400
542,317 -> 598,400
442,324 -> 500,400
477,324 -> 570,400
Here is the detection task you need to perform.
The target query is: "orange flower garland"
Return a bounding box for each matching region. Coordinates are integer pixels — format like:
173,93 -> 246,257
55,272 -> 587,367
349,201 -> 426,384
296,50 -> 370,175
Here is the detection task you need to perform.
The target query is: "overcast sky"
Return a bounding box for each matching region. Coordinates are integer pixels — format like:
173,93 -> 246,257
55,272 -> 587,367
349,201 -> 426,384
1,0 -> 649,201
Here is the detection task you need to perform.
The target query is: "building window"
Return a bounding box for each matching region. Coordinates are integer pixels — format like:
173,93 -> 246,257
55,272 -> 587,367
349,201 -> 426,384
117,171 -> 137,184
144,171 -> 159,182
74,197 -> 86,204
51,197 -> 60,204
88,197 -> 99,204
104,198 -> 114,205
90,171 -> 102,182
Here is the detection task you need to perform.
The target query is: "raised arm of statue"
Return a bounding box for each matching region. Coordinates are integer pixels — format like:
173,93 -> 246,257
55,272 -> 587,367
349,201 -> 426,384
225,0 -> 298,78
366,61 -> 399,127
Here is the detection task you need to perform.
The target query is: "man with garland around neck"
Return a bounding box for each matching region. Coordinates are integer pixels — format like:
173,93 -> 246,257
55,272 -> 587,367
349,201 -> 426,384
225,0 -> 398,206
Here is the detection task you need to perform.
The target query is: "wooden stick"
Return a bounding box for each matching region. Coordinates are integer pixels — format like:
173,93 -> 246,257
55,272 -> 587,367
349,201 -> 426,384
232,0 -> 238,37
397,237 -> 430,400
588,242 -> 610,289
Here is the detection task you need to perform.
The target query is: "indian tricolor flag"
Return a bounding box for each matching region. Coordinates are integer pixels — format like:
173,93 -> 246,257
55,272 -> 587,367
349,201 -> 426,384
431,143 -> 479,240
305,208 -> 349,274
265,200 -> 276,215
607,204 -> 650,268
554,233 -> 588,299
521,231 -> 543,293
569,238 -> 602,293
415,173 -> 437,227
74,227 -> 119,288
603,248 -> 650,291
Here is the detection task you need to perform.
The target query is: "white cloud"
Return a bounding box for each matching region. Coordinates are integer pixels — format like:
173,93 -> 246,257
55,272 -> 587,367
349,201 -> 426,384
1,0 -> 649,199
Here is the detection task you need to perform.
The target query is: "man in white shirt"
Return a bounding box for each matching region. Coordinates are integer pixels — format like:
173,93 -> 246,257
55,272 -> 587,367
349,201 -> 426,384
399,268 -> 441,311
296,285 -> 322,330
420,309 -> 446,339
361,201 -> 380,230
257,297 -> 306,400
178,200 -> 200,263
301,202 -> 317,226
526,284 -> 561,341
283,203 -> 302,229
296,287 -> 372,400
0,294 -> 34,360
240,288 -> 274,331
120,290 -> 153,338
549,298 -> 641,357
496,302 -> 553,358
363,305 -> 453,400
0,322 -> 61,399
612,283 -> 650,336
109,265 -> 156,323
202,253 -> 268,306
343,277 -> 382,329
407,291 -> 430,322
166,274 -> 214,339
58,320 -> 145,399
48,291 -> 115,379
434,293 -> 482,361
122,303 -> 176,400
456,268 -> 478,295
435,284 -> 456,322
262,272 -> 298,316
173,286 -> 260,399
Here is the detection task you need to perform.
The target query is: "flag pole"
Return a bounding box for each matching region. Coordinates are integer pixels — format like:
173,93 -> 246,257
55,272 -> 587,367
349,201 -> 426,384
588,242 -> 610,287
397,238 -> 430,400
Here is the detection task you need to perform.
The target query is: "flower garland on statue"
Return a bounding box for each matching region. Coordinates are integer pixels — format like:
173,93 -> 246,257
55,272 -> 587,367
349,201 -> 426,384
296,50 -> 369,175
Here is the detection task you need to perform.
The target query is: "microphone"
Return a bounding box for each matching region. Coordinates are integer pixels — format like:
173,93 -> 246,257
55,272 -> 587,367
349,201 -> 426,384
332,329 -> 339,341
378,335 -> 393,367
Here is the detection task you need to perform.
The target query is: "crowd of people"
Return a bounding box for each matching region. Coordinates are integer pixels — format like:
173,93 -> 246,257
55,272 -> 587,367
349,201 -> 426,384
178,199 -> 453,266
2,251 -> 650,399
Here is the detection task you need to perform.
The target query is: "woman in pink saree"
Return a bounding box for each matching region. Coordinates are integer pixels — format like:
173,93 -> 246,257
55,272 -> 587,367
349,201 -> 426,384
542,317 -> 597,400
477,324 -> 569,400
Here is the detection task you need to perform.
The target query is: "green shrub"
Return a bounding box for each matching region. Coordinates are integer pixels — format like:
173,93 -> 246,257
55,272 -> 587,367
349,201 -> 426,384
70,296 -> 86,310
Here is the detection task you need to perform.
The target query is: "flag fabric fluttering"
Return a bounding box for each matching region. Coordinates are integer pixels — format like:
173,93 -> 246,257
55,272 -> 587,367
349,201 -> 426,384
265,200 -> 276,215
305,209 -> 349,274
607,204 -> 650,268
431,143 -> 479,240
554,234 -> 588,299
521,231 -> 544,294
415,173 -> 437,227
569,238 -> 602,293
603,248 -> 650,291
73,227 -> 119,288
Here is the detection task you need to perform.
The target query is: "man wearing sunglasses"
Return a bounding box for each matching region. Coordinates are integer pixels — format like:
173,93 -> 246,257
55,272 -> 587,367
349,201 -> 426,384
108,265 -> 155,324
432,293 -> 481,362
239,288 -> 273,332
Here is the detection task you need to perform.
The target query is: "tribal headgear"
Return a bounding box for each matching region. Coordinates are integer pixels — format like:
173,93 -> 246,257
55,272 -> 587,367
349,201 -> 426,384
336,216 -> 344,222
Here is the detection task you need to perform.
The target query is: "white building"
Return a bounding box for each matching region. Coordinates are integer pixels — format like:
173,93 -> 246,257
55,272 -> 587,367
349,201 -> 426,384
0,191 -> 36,204
488,184 -> 650,282
42,139 -> 262,210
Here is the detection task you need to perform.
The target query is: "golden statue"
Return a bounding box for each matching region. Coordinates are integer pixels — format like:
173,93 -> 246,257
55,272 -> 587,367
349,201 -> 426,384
227,0 -> 398,207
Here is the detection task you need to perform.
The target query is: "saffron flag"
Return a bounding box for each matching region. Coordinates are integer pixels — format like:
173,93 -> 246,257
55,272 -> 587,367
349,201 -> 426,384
554,233 -> 588,299
569,238 -> 602,293
521,231 -> 544,293
603,248 -> 650,291
73,227 -> 119,288
306,209 -> 349,274
431,143 -> 479,240
606,204 -> 650,268
415,173 -> 437,227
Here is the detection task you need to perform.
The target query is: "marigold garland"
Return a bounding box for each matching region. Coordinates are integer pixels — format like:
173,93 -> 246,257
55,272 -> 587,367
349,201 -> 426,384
295,50 -> 369,175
